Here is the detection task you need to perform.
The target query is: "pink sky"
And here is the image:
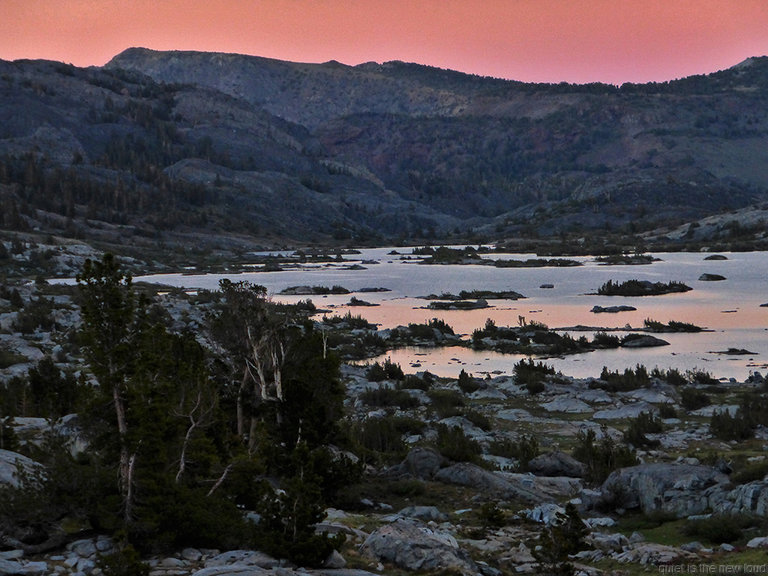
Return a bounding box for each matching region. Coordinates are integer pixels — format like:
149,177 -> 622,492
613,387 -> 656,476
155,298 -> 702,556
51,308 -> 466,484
2,0 -> 767,84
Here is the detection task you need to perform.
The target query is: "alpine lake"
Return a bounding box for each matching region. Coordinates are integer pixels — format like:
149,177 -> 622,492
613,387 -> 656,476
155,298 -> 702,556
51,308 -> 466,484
133,247 -> 768,383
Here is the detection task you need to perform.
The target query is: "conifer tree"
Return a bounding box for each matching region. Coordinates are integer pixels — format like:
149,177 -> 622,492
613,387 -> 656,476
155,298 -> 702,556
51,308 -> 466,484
77,254 -> 141,527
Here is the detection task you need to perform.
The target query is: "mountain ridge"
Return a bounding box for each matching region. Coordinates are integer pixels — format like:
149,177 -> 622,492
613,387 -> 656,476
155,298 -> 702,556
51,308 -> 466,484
1,48 -> 768,254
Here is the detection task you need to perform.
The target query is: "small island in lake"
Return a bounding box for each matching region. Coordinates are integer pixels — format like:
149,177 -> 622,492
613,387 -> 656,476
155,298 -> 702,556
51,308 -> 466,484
596,279 -> 693,296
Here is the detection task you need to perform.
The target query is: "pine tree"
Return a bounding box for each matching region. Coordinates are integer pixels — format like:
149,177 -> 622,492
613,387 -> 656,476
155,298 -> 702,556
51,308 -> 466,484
77,254 -> 144,527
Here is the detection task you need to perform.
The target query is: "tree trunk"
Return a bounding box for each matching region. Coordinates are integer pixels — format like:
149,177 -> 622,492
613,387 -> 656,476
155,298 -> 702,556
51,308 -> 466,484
236,368 -> 248,438
113,380 -> 133,525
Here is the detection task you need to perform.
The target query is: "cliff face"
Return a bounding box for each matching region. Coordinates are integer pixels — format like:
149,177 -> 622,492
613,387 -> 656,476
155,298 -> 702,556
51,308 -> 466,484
2,49 -> 768,247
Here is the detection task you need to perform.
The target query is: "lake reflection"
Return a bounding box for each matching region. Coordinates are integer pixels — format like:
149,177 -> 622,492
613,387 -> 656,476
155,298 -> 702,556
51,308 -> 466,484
135,248 -> 768,381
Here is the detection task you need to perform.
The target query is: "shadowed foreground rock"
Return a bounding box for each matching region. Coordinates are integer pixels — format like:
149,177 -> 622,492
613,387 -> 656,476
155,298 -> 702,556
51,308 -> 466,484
528,450 -> 587,478
386,447 -> 445,479
360,519 -> 478,573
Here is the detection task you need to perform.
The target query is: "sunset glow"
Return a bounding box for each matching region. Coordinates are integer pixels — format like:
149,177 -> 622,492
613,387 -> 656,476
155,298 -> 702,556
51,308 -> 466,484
2,0 -> 767,84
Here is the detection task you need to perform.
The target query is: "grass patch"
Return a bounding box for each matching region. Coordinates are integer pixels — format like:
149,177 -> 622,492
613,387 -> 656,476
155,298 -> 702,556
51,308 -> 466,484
335,476 -> 477,513
616,513 -> 689,547
682,514 -> 765,545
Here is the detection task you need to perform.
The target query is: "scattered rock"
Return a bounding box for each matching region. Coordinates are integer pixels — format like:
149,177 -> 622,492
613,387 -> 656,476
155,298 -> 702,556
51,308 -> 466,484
680,541 -> 706,552
68,538 -> 97,558
624,389 -> 673,404
434,463 -> 545,503
396,505 -> 448,522
747,536 -> 768,549
528,451 -> 587,478
593,403 -> 657,420
0,558 -> 49,575
323,549 -> 347,569
387,447 -> 444,479
588,531 -> 628,552
584,517 -> 616,528
523,503 -> 566,525
612,542 -> 699,565
181,548 -> 203,562
541,397 -> 592,413
495,408 -> 538,422
690,404 -> 738,417
360,519 -> 478,573
204,550 -> 280,569
713,480 -> 768,516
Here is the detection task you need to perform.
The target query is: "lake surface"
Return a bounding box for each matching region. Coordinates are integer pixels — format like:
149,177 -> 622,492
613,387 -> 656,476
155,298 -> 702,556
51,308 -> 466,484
134,248 -> 768,381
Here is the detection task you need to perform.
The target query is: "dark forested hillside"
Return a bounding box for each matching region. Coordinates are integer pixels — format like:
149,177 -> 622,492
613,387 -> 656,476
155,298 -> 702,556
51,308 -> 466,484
2,49 -> 768,251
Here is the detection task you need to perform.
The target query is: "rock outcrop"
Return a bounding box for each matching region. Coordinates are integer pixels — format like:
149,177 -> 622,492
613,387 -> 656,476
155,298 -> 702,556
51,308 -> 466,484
620,335 -> 670,348
360,519 -> 478,573
434,462 -> 546,503
528,451 -> 587,478
0,449 -> 43,488
591,305 -> 637,313
599,463 -> 730,517
386,447 -> 444,479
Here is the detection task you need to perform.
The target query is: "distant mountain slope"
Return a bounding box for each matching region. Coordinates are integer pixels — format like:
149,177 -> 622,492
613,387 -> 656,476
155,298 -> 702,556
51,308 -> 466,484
1,48 -> 768,250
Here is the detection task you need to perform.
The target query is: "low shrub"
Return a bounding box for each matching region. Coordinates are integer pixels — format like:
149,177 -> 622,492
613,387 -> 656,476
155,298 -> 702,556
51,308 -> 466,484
427,317 -> 455,335
688,370 -> 719,385
651,367 -> 688,386
387,478 -> 427,498
427,389 -> 465,418
710,409 -> 754,441
593,331 -> 620,348
359,386 -> 419,409
623,411 -> 663,448
478,502 -> 506,528
457,369 -> 481,394
365,359 -> 405,382
595,365 -> 650,392
351,415 -> 426,461
682,514 -> 758,544
11,296 -> 59,334
488,434 -> 540,471
572,426 -> 638,483
514,359 -> 555,394
658,404 -> 677,419
97,545 -> 150,576
435,424 -> 482,464
399,373 -> 433,391
680,387 -> 710,411
731,459 -> 768,485
710,393 -> 768,441
463,409 -> 492,431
